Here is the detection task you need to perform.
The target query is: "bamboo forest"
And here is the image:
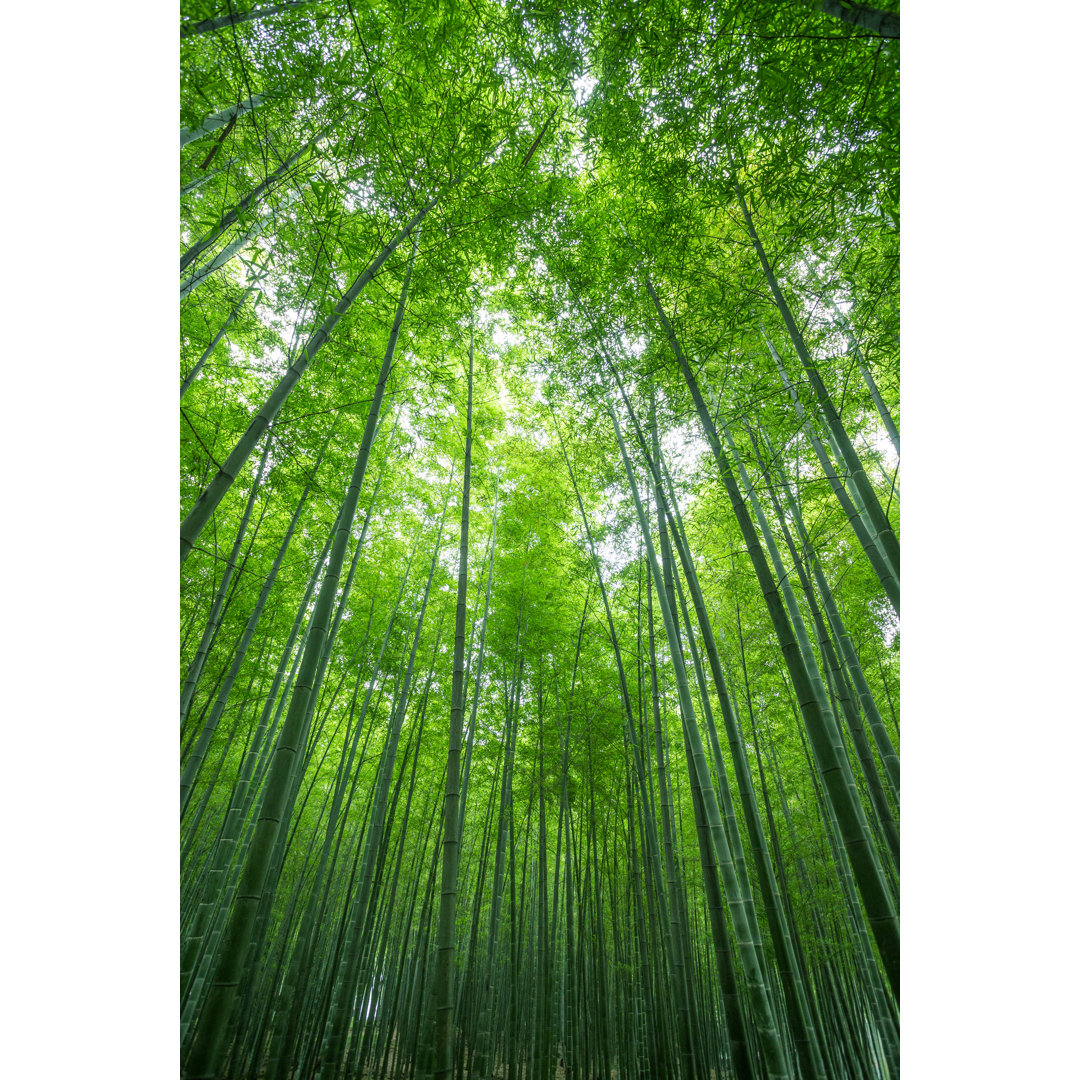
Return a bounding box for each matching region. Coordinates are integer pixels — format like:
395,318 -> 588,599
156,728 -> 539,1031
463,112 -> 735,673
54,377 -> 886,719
179,2 -> 900,1078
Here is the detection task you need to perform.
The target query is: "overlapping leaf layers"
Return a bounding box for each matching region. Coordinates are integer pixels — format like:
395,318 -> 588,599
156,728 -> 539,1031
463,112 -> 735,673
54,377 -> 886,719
180,3 -> 899,1078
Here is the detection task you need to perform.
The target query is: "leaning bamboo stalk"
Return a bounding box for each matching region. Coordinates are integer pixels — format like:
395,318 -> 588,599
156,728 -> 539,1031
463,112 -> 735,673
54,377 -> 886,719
644,414 -> 757,1080
458,482 -> 498,839
181,279 -> 263,399
722,411 -> 901,892
179,426 -> 329,817
767,332 -> 899,612
746,424 -> 899,848
762,427 -> 900,796
433,330 -> 474,1080
267,524 -> 422,1080
181,3 -> 313,39
826,297 -> 899,456
180,195 -> 292,299
181,211 -> 435,563
180,432 -> 272,727
181,130 -> 326,273
182,95 -> 266,147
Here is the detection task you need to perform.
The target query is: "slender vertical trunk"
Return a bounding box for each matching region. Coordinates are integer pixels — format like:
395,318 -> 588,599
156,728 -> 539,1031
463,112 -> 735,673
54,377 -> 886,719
183,239 -> 416,1080
645,565 -> 707,1080
316,507 -> 451,1080
433,331 -> 474,1080
458,484 -> 498,839
612,367 -> 834,1080
610,401 -> 793,1080
627,393 -> 829,1080
550,408 -> 683,1071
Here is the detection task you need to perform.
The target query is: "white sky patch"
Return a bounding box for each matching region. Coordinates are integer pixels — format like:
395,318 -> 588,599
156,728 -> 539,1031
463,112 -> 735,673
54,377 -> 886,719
343,179 -> 379,214
877,602 -> 899,648
591,485 -> 637,580
596,536 -> 635,579
873,426 -> 899,471
478,307 -> 524,351
661,421 -> 710,493
567,143 -> 590,175
492,322 -> 523,350
572,73 -> 597,107
497,369 -> 513,417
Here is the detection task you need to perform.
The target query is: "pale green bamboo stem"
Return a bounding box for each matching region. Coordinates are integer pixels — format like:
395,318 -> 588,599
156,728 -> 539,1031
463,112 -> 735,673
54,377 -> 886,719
182,95 -> 266,147
181,131 -> 325,273
181,3 -> 313,39
826,298 -> 899,457
181,281 -> 261,399
433,332 -> 473,1080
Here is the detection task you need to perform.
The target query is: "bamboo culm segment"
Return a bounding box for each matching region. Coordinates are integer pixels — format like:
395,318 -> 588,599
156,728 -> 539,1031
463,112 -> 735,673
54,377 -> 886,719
433,329 -> 474,1080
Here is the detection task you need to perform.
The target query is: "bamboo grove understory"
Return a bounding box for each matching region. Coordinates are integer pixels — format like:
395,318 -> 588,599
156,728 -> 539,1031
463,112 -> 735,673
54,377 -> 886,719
179,2 -> 899,1078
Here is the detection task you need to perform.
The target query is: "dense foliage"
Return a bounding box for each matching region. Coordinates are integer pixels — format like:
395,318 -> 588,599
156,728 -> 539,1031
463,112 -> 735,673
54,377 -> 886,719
180,3 -> 899,1078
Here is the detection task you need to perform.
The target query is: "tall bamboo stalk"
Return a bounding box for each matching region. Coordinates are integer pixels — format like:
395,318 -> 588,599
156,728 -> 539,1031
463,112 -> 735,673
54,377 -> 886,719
433,329 -> 474,1080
